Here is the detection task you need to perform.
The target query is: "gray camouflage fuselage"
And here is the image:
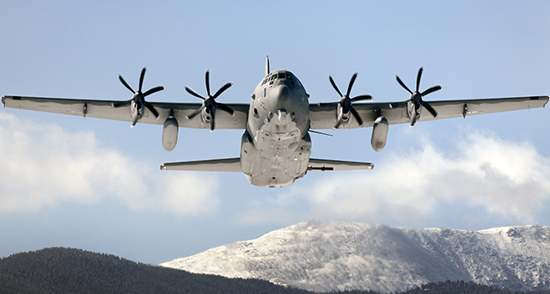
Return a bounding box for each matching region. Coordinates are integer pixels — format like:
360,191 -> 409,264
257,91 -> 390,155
241,70 -> 310,187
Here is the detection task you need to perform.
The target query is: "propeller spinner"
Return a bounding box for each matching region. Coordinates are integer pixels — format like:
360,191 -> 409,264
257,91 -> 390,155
395,67 -> 442,126
185,70 -> 234,131
329,73 -> 372,129
114,67 -> 164,127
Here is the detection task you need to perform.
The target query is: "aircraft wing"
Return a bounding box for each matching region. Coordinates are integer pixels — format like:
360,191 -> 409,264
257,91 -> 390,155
1,96 -> 249,129
309,95 -> 549,129
308,158 -> 374,171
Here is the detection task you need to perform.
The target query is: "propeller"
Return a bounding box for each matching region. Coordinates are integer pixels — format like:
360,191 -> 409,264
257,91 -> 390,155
329,73 -> 372,129
114,67 -> 164,127
185,70 -> 234,131
395,67 -> 442,126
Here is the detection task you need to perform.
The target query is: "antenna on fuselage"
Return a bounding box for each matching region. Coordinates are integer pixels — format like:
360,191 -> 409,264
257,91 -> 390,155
265,55 -> 270,76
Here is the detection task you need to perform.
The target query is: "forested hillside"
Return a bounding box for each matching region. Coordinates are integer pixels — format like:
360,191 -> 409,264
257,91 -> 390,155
0,248 -> 311,294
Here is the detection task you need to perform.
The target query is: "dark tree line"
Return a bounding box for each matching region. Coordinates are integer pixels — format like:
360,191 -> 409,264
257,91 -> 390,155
1,248 -> 550,294
336,281 -> 550,294
0,248 -> 311,294
399,280 -> 550,294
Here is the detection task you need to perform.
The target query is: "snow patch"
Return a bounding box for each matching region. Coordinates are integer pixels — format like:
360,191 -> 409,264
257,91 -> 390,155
161,221 -> 550,293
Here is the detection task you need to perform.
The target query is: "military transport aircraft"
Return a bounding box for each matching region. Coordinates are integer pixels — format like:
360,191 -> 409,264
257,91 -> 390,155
2,57 -> 548,187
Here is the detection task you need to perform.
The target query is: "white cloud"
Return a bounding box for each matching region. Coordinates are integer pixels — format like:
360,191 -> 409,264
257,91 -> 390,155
0,112 -> 219,216
257,130 -> 550,227
157,173 -> 220,217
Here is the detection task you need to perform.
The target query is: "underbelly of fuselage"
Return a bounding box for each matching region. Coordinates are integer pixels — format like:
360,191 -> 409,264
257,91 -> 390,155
239,114 -> 312,188
241,71 -> 311,187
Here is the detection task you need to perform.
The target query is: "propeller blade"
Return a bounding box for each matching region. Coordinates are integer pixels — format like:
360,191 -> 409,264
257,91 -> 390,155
131,116 -> 139,127
185,87 -> 205,100
421,85 -> 442,97
112,100 -> 132,108
333,113 -> 343,129
422,101 -> 438,118
144,102 -> 160,118
350,107 -> 363,126
329,76 -> 343,97
329,72 -> 372,128
410,116 -> 417,127
117,68 -> 164,127
217,103 -> 235,115
119,75 -> 135,93
187,104 -> 206,119
397,67 -> 442,122
351,95 -> 373,102
205,70 -> 211,97
186,70 -> 233,129
212,82 -> 233,99
346,73 -> 358,97
416,67 -> 423,92
210,111 -> 216,131
395,74 -> 412,94
139,67 -> 146,93
144,86 -> 165,97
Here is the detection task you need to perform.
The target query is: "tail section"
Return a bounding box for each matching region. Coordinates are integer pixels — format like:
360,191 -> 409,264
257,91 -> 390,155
160,158 -> 241,172
308,158 -> 374,171
265,55 -> 270,76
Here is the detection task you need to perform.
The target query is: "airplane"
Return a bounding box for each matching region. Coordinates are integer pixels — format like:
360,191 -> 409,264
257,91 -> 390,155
2,57 -> 548,188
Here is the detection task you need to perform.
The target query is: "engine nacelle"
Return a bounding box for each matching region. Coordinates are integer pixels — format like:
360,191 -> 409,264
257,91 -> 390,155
371,116 -> 388,152
162,116 -> 179,152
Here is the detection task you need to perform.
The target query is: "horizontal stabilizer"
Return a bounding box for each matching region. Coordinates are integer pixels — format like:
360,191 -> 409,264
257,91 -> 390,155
308,158 -> 374,171
160,158 -> 241,172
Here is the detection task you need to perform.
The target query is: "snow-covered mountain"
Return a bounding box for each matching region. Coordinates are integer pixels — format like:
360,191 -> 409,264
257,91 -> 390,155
161,221 -> 550,293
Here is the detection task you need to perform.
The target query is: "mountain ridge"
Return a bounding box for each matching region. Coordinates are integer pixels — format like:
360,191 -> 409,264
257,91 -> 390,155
161,221 -> 550,293
3,248 -> 546,294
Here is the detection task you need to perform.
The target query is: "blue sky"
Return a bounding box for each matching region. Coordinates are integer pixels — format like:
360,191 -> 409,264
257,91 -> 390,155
1,1 -> 550,264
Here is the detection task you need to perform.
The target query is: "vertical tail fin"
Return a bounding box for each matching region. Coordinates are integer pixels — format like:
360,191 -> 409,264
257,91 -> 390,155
265,55 -> 270,76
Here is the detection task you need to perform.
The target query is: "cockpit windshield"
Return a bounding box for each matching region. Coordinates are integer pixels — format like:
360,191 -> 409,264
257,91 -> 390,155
262,71 -> 296,86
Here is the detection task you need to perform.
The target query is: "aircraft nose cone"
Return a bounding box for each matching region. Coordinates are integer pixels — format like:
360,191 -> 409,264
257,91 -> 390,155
275,85 -> 291,101
268,85 -> 295,113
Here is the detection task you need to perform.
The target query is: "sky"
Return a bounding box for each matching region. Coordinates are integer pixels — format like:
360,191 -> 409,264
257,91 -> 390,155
1,1 -> 549,265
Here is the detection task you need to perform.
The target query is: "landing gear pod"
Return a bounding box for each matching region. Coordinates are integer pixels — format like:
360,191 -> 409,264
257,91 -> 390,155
162,116 -> 179,152
371,116 -> 388,152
